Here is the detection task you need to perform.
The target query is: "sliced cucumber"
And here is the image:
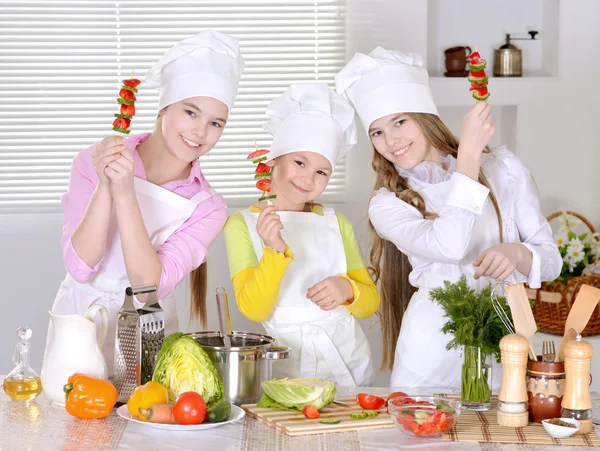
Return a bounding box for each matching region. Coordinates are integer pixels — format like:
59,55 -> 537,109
468,60 -> 487,71
114,113 -> 133,119
350,412 -> 368,419
117,97 -> 135,105
363,410 -> 379,417
252,156 -> 267,164
121,85 -> 138,93
258,194 -> 277,201
467,75 -> 487,83
254,172 -> 272,179
472,91 -> 491,101
319,419 -> 341,425
112,126 -> 130,134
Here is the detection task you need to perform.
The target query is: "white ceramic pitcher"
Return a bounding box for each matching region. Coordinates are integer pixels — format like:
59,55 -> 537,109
41,304 -> 109,406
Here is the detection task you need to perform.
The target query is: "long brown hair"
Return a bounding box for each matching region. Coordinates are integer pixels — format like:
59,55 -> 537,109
369,113 -> 504,371
190,262 -> 208,328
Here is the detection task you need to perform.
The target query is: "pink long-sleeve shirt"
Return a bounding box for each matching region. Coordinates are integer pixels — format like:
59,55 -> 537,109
61,132 -> 228,299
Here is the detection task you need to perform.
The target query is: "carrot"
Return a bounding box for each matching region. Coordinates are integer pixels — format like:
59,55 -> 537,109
138,404 -> 178,424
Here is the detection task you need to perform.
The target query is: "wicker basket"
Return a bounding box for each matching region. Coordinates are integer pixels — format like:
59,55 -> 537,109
526,211 -> 600,336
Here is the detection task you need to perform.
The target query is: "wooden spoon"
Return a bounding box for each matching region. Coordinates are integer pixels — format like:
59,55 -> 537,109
555,328 -> 577,362
564,285 -> 600,335
506,283 -> 538,361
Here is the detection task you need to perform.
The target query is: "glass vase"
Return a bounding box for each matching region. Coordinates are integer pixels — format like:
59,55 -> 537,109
461,345 -> 492,411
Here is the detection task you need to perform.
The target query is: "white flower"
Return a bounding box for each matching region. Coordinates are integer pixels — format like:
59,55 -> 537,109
555,231 -> 568,247
558,212 -> 581,234
566,257 -> 577,272
568,238 -> 584,252
567,245 -> 585,264
591,242 -> 600,259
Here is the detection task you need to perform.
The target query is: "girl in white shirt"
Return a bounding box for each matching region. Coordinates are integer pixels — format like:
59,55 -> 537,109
335,47 -> 562,389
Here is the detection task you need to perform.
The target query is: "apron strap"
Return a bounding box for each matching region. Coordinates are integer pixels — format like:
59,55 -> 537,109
240,209 -> 264,260
300,323 -> 357,387
322,207 -> 340,233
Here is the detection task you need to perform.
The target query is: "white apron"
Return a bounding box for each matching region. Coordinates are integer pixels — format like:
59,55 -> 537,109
241,208 -> 374,387
390,180 -> 506,390
48,177 -> 216,375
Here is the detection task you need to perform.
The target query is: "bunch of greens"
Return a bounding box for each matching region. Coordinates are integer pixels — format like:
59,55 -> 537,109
152,332 -> 224,407
429,276 -> 513,404
257,378 -> 336,411
429,276 -> 513,363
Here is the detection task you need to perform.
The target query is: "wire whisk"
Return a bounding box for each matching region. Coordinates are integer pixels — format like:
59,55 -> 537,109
491,282 -> 515,334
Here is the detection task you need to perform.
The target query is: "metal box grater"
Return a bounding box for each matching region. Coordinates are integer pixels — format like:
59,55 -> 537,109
112,284 -> 165,403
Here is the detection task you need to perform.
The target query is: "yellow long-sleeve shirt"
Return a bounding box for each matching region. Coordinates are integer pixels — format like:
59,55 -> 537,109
224,205 -> 380,323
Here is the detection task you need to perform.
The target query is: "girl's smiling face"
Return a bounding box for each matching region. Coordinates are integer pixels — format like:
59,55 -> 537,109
160,96 -> 229,163
267,151 -> 332,209
369,113 -> 440,169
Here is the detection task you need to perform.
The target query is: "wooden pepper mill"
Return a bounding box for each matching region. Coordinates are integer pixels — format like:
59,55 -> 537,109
562,334 -> 594,434
497,334 -> 529,427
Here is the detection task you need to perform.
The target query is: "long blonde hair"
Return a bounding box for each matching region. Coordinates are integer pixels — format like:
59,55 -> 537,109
369,113 -> 504,371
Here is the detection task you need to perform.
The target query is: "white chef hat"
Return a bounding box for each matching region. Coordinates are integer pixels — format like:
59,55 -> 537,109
263,83 -> 357,170
335,47 -> 438,134
145,30 -> 244,111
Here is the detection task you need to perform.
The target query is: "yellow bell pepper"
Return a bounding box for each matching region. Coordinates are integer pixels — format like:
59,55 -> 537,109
127,381 -> 169,421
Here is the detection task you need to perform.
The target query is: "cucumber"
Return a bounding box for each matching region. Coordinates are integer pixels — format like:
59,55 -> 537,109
414,410 -> 431,426
252,157 -> 267,164
350,412 -> 368,419
472,91 -> 491,101
363,410 -> 379,417
117,97 -> 135,105
467,75 -> 487,83
121,85 -> 138,93
258,194 -> 277,201
254,172 -> 272,179
207,398 -> 231,423
114,113 -> 133,119
112,126 -> 130,134
319,419 -> 341,425
468,60 -> 487,71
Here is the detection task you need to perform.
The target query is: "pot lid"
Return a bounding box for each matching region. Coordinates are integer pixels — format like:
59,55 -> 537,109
187,330 -> 274,351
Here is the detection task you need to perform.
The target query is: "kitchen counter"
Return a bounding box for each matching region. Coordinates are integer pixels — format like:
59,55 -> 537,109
2,385 -> 599,451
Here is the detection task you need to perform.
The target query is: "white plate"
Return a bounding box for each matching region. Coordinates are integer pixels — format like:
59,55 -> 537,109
116,403 -> 245,431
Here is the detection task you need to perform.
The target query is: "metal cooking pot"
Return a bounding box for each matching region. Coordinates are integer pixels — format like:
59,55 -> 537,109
188,331 -> 291,405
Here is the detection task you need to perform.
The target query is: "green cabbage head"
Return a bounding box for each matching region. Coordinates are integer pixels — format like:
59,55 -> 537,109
258,378 -> 336,411
152,333 -> 223,407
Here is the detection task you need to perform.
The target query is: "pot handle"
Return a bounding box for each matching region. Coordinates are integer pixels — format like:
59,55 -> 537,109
259,345 -> 292,360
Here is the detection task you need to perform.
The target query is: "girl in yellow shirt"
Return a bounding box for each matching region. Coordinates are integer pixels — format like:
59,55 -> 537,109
224,83 -> 379,386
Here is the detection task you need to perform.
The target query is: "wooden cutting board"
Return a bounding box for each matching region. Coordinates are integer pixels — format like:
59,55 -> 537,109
241,396 -> 394,436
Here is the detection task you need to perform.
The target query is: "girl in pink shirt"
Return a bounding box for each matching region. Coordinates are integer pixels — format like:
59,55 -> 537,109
47,31 -> 244,376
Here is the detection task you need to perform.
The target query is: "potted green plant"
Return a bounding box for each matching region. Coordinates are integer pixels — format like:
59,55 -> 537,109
429,276 -> 512,411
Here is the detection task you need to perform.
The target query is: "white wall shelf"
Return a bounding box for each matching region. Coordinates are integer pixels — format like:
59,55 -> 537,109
426,0 -> 560,78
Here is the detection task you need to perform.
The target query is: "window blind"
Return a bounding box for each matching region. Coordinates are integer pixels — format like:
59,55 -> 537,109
0,0 -> 348,212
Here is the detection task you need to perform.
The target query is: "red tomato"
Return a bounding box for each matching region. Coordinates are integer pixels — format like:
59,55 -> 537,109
112,117 -> 131,130
470,69 -> 486,78
247,149 -> 269,160
256,178 -> 272,192
356,393 -> 386,410
385,391 -> 408,406
119,88 -> 137,101
172,392 -> 207,425
469,51 -> 482,65
255,162 -> 271,174
302,405 -> 320,419
120,103 -> 135,117
123,78 -> 142,88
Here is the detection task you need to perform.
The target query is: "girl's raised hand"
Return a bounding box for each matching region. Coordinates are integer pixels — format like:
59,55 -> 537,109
256,206 -> 287,254
105,148 -> 135,200
458,101 -> 495,158
92,136 -> 128,186
307,276 -> 354,311
473,243 -> 532,281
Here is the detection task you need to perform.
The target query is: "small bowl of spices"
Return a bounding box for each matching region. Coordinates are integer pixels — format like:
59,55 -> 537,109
542,418 -> 580,439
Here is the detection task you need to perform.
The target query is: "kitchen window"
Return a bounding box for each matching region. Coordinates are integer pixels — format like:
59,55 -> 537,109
0,0 -> 347,212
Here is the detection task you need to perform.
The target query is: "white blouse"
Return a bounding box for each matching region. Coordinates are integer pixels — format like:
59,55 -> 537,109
368,147 -> 562,290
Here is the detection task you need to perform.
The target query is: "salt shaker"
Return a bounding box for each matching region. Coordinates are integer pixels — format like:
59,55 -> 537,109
561,334 -> 593,434
497,334 -> 529,427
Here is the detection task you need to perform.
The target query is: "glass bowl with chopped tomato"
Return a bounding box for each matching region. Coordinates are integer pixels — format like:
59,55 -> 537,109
387,396 -> 461,438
